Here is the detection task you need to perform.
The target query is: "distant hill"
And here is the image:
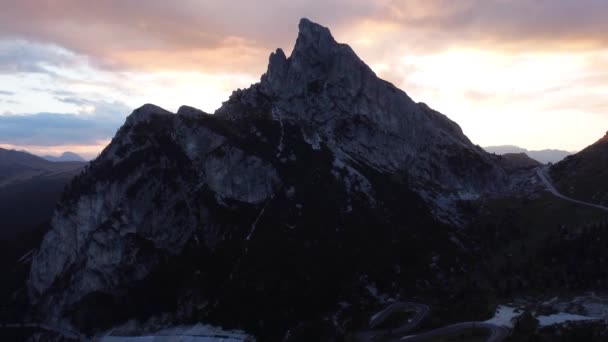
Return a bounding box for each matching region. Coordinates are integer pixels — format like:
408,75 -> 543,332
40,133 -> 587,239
0,148 -> 85,240
484,145 -> 572,164
42,151 -> 86,162
550,131 -> 608,206
499,152 -> 543,172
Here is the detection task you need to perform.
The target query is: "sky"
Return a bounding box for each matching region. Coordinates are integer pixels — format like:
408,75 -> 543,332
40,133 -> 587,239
1,0 -> 607,159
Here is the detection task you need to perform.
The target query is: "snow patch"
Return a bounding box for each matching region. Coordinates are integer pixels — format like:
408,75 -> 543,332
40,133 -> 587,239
484,306 -> 520,328
537,312 -> 599,327
366,284 -> 378,298
274,108 -> 285,158
99,323 -> 252,342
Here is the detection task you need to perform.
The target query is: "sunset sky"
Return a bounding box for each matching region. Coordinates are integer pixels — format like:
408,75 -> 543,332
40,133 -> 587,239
1,0 -> 607,159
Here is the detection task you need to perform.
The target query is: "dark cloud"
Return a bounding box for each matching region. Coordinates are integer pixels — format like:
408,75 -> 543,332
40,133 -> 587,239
0,90 -> 15,96
0,100 -> 130,146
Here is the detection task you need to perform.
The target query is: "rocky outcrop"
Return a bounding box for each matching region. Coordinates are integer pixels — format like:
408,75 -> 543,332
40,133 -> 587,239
28,18 -> 511,340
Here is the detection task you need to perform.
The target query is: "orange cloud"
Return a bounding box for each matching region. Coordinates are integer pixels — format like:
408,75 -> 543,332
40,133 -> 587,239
4,0 -> 607,73
99,37 -> 269,73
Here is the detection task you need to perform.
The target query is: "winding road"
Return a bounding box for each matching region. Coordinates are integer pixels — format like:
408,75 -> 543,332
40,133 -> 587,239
355,302 -> 429,342
536,166 -> 608,212
398,322 -> 509,342
356,302 -> 508,342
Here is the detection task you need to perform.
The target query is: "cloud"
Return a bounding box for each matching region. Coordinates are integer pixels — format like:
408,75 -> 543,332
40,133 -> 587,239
375,0 -> 608,51
0,1 -> 372,73
1,0 -> 607,74
0,100 -> 130,146
0,90 -> 14,96
0,39 -> 84,75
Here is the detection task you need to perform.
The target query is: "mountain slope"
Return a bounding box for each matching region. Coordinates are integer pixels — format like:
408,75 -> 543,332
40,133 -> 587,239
28,19 -> 509,339
484,145 -> 572,164
0,148 -> 85,240
499,152 -> 542,172
549,131 -> 608,206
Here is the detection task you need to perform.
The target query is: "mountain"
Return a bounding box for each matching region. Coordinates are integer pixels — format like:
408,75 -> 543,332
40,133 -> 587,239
498,152 -> 542,172
42,151 -> 86,162
0,148 -> 85,240
484,145 -> 572,164
485,145 -> 573,164
549,131 -> 608,206
26,19 -> 514,339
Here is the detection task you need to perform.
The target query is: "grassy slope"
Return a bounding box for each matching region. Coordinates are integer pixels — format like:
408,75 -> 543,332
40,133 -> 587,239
550,133 -> 608,206
469,190 -> 608,298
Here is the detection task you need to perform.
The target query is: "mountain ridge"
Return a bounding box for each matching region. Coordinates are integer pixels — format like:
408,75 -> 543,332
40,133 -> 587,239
484,145 -> 572,164
549,131 -> 608,206
41,151 -> 86,162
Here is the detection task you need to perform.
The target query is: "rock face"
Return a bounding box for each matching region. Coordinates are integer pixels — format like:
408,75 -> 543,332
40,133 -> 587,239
28,19 -> 509,340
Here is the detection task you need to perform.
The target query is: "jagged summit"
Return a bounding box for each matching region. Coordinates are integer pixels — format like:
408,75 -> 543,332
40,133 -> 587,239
291,18 -> 348,64
261,18 -> 374,97
297,18 -> 333,43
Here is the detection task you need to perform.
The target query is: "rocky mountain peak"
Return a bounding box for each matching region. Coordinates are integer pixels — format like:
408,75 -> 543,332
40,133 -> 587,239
293,18 -> 339,62
261,18 -> 373,97
224,19 -> 508,217
125,103 -> 172,125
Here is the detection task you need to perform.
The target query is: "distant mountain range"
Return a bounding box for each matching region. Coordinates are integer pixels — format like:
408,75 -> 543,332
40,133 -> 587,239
41,151 -> 86,162
0,148 -> 85,240
484,145 -> 573,164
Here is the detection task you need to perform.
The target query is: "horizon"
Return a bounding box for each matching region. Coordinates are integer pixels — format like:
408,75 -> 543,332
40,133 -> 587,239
1,1 -> 608,158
